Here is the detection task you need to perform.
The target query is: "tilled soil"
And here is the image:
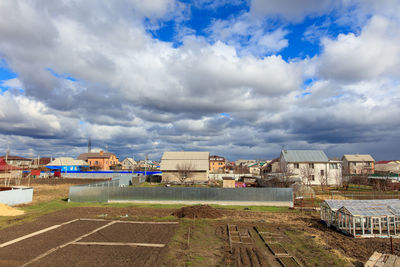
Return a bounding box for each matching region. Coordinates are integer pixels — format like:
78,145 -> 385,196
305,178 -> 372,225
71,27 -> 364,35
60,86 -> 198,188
304,216 -> 400,262
0,206 -> 177,267
0,206 -> 175,243
172,204 -> 223,219
1,205 -> 398,266
217,224 -> 279,267
81,223 -> 177,244
30,245 -> 166,267
0,220 -> 109,267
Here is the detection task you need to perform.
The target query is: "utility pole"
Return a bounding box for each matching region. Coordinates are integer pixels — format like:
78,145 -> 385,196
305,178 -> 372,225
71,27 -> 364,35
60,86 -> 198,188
144,153 -> 148,178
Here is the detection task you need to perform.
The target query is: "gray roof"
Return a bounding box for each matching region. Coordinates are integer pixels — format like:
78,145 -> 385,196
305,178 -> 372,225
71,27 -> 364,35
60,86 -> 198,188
339,204 -> 400,217
281,150 -> 328,163
323,199 -> 400,216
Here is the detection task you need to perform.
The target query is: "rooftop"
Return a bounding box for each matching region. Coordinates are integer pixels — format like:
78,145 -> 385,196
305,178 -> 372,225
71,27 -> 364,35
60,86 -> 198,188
78,152 -> 117,160
281,150 -> 329,163
343,154 -> 375,162
47,157 -> 89,167
324,199 -> 400,217
0,155 -> 31,161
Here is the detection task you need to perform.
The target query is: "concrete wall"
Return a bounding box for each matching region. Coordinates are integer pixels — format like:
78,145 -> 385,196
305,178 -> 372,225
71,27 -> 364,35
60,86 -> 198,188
208,173 -> 257,181
0,187 -> 33,206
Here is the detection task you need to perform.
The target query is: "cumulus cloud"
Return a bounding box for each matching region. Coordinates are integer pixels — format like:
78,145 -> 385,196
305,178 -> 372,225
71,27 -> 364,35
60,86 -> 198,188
0,0 -> 399,160
318,16 -> 400,82
207,13 -> 289,56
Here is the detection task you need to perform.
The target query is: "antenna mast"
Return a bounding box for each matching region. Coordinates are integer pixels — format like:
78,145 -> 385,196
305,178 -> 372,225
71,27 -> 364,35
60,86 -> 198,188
88,137 -> 92,153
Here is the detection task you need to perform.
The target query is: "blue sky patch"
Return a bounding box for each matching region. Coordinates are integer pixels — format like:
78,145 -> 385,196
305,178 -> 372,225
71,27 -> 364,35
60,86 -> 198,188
46,67 -> 78,82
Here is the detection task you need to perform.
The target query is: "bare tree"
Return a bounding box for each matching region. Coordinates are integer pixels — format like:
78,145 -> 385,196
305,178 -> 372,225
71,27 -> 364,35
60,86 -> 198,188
280,163 -> 295,187
300,165 -> 314,186
333,169 -> 342,189
176,162 -> 195,184
319,170 -> 329,191
341,165 -> 352,190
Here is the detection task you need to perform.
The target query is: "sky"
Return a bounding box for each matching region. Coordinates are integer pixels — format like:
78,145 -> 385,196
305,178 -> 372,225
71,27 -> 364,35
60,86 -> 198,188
0,0 -> 400,161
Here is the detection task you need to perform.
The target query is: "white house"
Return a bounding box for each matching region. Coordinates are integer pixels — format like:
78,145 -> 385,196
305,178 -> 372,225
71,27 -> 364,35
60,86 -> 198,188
121,158 -> 137,170
280,150 -> 342,186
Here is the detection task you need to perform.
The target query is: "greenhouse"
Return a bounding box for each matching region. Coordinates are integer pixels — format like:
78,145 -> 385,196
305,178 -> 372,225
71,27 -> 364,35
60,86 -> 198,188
321,199 -> 400,238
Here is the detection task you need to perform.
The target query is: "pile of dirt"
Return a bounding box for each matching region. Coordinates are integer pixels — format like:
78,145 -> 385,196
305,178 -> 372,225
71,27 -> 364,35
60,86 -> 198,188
0,203 -> 24,216
172,205 -> 223,219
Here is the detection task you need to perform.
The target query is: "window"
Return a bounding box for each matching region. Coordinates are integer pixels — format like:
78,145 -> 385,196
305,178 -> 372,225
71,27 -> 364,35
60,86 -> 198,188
309,163 -> 314,169
320,170 -> 324,176
329,163 -> 338,169
311,175 -> 315,181
95,161 -> 99,165
294,163 -> 299,168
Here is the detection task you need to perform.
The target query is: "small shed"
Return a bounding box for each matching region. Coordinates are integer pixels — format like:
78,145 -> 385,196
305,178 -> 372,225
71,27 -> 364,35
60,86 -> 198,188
222,177 -> 235,188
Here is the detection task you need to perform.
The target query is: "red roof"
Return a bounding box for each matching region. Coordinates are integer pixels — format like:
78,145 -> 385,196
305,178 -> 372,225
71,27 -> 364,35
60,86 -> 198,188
376,160 -> 396,164
0,158 -> 21,171
31,157 -> 52,165
0,155 -> 31,161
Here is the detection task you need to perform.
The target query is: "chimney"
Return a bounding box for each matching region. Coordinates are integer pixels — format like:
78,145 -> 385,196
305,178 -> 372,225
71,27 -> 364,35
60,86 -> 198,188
100,150 -> 104,156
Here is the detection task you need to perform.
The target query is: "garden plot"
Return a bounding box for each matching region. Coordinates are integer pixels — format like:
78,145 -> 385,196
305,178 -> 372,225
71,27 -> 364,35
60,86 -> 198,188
0,218 -> 178,267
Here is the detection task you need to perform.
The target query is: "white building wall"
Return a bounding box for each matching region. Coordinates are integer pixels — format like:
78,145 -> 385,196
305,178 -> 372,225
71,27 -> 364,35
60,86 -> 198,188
281,161 -> 342,186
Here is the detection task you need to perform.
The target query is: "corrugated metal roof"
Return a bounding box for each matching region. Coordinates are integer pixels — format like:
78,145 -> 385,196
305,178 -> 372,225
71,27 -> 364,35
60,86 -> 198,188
281,150 -> 328,162
343,154 -> 375,162
160,151 -> 209,171
339,204 -> 400,217
324,199 -> 400,212
47,157 -> 89,166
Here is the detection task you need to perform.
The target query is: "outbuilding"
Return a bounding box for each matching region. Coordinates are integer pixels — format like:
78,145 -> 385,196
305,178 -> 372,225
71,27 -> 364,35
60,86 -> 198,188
47,157 -> 89,172
160,151 -> 210,183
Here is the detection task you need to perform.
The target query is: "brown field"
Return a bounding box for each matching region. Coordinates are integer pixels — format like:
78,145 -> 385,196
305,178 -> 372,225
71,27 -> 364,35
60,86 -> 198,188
0,179 -> 399,266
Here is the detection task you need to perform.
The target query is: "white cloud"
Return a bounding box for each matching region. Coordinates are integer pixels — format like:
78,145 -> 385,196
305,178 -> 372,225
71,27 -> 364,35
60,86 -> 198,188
0,0 -> 399,160
207,13 -> 290,56
1,78 -> 23,90
318,16 -> 400,82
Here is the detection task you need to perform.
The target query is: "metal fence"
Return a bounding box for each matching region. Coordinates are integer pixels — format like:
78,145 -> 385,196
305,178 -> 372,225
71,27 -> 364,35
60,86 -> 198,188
0,187 -> 33,206
69,180 -> 293,206
68,180 -> 119,203
62,173 -> 130,179
329,191 -> 400,200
